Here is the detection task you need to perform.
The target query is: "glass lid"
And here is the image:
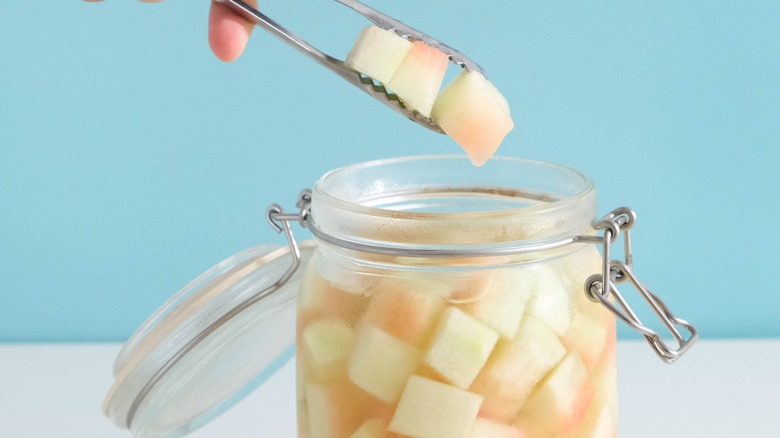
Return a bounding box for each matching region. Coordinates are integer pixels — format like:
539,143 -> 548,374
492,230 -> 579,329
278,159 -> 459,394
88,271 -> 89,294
103,241 -> 315,438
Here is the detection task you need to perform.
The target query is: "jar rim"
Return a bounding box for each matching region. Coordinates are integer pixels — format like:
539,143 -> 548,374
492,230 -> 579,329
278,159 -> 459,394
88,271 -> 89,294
311,155 -> 597,248
316,155 -> 594,216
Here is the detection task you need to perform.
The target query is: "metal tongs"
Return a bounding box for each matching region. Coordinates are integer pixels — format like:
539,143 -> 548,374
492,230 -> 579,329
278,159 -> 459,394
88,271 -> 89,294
215,0 -> 486,134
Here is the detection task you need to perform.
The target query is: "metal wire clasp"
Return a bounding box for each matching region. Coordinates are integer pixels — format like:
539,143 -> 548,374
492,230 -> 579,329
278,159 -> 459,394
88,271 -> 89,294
267,192 -> 697,364
265,190 -> 312,286
585,207 -> 698,363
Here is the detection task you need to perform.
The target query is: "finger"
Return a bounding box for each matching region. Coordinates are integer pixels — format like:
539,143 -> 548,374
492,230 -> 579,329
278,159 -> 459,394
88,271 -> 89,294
209,0 -> 257,62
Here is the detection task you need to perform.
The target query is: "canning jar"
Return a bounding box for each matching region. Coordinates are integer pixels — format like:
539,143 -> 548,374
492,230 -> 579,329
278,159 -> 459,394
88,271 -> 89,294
103,155 -> 696,438
297,156 -> 616,438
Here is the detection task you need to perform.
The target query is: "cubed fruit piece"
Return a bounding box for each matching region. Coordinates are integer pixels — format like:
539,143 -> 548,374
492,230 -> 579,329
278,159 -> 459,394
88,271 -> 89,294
593,337 -> 618,413
364,278 -> 447,347
564,312 -> 609,369
348,323 -> 422,404
365,270 -> 492,305
309,254 -> 380,296
350,418 -> 388,438
389,375 -> 483,438
469,316 -> 566,422
528,267 -> 574,336
298,263 -> 370,326
423,307 -> 499,389
431,70 -> 513,167
447,270 -> 496,304
298,259 -> 326,312
586,405 -> 617,438
470,417 -> 527,438
306,382 -> 371,438
302,319 -> 354,382
345,26 -> 413,84
369,274 -> 455,300
388,40 -> 449,117
460,268 -> 535,339
560,403 -> 616,438
514,352 -> 595,436
562,246 -> 613,324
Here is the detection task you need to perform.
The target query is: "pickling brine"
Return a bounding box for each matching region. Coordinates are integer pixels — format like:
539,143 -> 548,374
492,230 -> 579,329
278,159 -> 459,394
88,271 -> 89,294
297,246 -> 616,438
295,156 -> 618,438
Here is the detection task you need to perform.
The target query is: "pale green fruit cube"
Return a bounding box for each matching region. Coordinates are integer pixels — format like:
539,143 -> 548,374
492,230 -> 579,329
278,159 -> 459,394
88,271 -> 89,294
388,41 -> 449,117
515,352 -> 595,436
389,375 -> 483,438
461,268 -> 536,339
364,276 -> 447,347
302,319 -> 354,382
347,323 -> 422,404
305,383 -> 358,438
345,26 -> 412,84
423,307 -> 499,389
470,316 -> 567,422
529,267 -> 574,336
431,70 -> 514,166
565,311 -> 610,368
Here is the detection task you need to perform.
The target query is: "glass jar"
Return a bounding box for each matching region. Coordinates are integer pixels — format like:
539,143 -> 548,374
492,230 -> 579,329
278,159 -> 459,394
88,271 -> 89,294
103,155 -> 696,438
296,156 -> 616,438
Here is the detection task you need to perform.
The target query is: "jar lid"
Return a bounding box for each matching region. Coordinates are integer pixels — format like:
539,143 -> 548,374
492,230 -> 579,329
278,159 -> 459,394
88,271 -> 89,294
103,241 -> 315,437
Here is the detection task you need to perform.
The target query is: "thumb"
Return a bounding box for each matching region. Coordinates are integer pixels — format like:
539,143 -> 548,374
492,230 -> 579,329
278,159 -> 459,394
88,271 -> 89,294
209,0 -> 258,62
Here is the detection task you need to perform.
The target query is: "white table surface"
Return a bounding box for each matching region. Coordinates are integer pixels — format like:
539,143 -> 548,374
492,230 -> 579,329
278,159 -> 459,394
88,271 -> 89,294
0,339 -> 777,437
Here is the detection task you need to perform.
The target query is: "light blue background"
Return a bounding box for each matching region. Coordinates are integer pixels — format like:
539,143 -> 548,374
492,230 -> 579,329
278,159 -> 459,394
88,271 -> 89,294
1,1 -> 777,342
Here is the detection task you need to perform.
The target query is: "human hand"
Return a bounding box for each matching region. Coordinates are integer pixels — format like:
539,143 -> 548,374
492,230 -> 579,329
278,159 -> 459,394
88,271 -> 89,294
84,0 -> 257,62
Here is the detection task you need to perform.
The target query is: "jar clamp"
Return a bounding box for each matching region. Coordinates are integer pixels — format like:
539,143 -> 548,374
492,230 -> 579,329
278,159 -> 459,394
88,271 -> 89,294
270,190 -> 698,364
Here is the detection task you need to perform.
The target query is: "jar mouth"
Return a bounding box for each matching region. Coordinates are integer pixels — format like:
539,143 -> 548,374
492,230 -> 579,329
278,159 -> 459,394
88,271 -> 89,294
311,155 -> 596,249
